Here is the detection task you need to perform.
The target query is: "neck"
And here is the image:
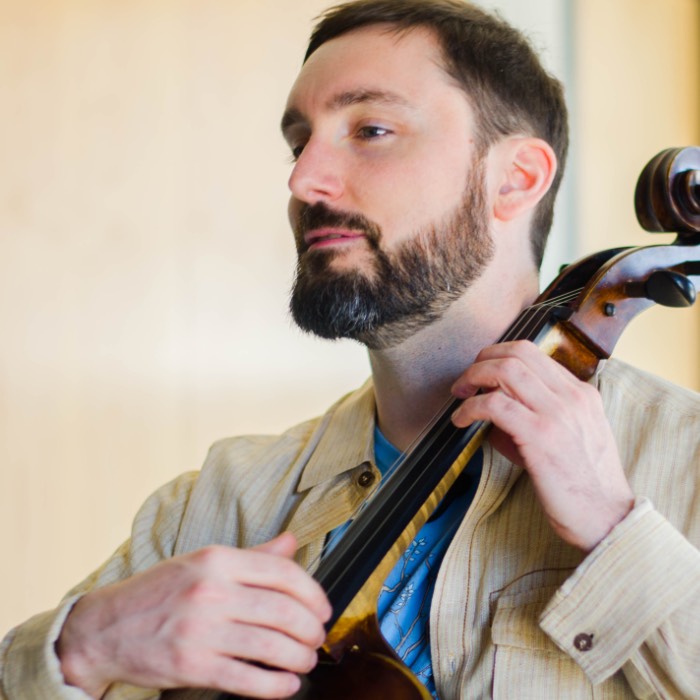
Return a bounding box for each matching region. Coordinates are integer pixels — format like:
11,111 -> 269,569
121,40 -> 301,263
369,271 -> 538,451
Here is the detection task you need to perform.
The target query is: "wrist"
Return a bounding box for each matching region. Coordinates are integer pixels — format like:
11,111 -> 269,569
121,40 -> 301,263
55,598 -> 111,699
579,493 -> 635,553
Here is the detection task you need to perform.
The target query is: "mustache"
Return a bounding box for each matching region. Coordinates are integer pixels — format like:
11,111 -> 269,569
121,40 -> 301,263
295,202 -> 382,252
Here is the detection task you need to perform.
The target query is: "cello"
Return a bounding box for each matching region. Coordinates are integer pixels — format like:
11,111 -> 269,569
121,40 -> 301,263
214,146 -> 700,700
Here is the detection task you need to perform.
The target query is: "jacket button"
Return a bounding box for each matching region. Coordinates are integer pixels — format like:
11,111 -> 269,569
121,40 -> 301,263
357,470 -> 375,488
573,633 -> 594,651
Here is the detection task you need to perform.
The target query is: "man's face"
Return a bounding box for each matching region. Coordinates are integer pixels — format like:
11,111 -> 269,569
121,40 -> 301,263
282,25 -> 494,348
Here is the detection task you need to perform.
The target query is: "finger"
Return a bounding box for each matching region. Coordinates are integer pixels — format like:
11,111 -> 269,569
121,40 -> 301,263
452,342 -> 541,399
452,341 -> 589,416
452,385 -> 533,431
228,586 -> 327,647
453,355 -> 555,415
252,532 -> 298,559
204,655 -> 302,699
186,545 -> 331,624
217,622 -> 318,674
475,340 -> 580,389
227,547 -> 332,624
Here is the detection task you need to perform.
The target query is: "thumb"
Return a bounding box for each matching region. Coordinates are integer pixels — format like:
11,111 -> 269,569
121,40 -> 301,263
251,531 -> 298,559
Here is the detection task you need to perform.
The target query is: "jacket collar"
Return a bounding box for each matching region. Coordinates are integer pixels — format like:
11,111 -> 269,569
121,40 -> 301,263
295,378 -> 376,492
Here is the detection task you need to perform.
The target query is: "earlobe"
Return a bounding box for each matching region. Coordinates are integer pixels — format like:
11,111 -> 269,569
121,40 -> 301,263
493,138 -> 557,222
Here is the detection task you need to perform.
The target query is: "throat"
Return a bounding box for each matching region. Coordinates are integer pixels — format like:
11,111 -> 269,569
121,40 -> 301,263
369,350 -> 472,453
367,294 -> 529,451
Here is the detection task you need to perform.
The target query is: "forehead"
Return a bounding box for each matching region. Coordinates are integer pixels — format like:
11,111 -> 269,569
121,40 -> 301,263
283,24 -> 468,124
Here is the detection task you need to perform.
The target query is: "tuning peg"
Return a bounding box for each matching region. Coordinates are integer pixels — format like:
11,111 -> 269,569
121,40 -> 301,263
644,270 -> 696,307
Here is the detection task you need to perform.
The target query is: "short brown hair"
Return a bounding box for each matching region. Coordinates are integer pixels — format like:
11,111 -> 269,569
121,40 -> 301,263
305,0 -> 568,268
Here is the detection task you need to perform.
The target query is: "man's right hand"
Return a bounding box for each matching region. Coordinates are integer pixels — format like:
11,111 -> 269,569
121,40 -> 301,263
55,532 -> 331,699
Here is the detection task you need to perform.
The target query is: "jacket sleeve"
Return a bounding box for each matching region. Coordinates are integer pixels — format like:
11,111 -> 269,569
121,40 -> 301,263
0,472 -> 198,700
540,497 -> 700,698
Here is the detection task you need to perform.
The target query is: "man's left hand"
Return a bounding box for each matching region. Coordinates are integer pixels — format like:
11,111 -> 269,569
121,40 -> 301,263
451,340 -> 634,552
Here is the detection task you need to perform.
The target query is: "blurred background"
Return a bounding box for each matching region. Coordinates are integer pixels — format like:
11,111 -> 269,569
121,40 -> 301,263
1,0 -> 698,635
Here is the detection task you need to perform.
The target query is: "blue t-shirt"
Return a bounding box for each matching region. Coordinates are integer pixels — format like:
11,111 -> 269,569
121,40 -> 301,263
374,428 -> 482,697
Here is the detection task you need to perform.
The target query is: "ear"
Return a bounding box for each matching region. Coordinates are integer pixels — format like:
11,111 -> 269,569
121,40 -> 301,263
492,137 -> 557,223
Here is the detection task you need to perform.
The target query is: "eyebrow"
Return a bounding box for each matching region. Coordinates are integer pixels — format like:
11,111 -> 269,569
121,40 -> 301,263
280,88 -> 413,134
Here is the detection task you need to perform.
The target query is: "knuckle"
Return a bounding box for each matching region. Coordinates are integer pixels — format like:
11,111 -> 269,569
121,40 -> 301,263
568,381 -> 596,409
532,415 -> 554,438
514,339 -> 536,353
181,578 -> 223,606
259,631 -> 287,659
247,588 -> 278,615
290,646 -> 317,674
302,648 -> 318,672
255,551 -> 296,580
501,356 -> 527,382
272,601 -> 298,629
192,544 -> 227,571
509,339 -> 537,359
168,642 -> 199,677
170,613 -> 207,641
272,597 -> 309,632
482,390 -> 505,412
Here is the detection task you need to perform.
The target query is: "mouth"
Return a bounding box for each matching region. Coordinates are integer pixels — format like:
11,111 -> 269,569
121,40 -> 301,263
303,228 -> 366,251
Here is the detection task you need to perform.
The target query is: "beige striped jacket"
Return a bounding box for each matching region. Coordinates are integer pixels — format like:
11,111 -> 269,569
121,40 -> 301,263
2,359 -> 700,699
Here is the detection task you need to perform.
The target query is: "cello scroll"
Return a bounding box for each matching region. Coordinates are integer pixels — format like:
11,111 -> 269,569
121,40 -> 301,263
540,146 -> 700,376
635,146 -> 700,238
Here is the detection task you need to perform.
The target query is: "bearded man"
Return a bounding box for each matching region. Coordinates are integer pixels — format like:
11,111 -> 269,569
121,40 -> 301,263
2,1 -> 699,699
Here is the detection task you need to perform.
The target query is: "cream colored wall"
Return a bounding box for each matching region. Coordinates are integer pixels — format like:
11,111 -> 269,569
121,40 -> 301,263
1,0 -> 698,638
0,0 -> 366,634
573,0 -> 700,388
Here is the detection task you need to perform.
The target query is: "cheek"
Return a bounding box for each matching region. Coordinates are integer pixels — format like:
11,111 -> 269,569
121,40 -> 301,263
419,143 -> 474,202
352,152 -> 470,242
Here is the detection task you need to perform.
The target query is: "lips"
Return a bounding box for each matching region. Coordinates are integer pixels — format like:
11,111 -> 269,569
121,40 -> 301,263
304,228 -> 365,251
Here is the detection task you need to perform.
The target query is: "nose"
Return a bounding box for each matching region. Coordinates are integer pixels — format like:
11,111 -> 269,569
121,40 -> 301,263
288,138 -> 345,205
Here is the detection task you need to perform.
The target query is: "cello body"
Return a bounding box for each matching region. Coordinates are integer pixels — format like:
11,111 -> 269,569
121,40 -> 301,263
294,616 -> 431,700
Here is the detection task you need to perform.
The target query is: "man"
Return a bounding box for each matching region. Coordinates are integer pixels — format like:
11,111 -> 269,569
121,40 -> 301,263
2,1 -> 699,698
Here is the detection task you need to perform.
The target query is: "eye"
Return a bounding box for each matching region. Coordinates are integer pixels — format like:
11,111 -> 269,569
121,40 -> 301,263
289,144 -> 305,162
357,125 -> 391,140
284,126 -> 310,162
287,138 -> 309,163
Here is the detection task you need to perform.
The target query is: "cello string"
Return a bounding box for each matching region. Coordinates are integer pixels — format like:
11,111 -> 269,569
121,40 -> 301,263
319,307 -> 562,579
311,288 -> 584,568
352,287 -> 583,489
364,287 -> 583,484
314,288 -> 585,567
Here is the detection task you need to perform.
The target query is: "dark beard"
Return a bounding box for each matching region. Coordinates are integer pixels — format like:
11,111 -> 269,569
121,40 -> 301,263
289,158 -> 493,350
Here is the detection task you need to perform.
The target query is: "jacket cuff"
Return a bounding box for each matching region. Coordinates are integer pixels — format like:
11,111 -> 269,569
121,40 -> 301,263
3,595 -> 92,699
539,497 -> 700,684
